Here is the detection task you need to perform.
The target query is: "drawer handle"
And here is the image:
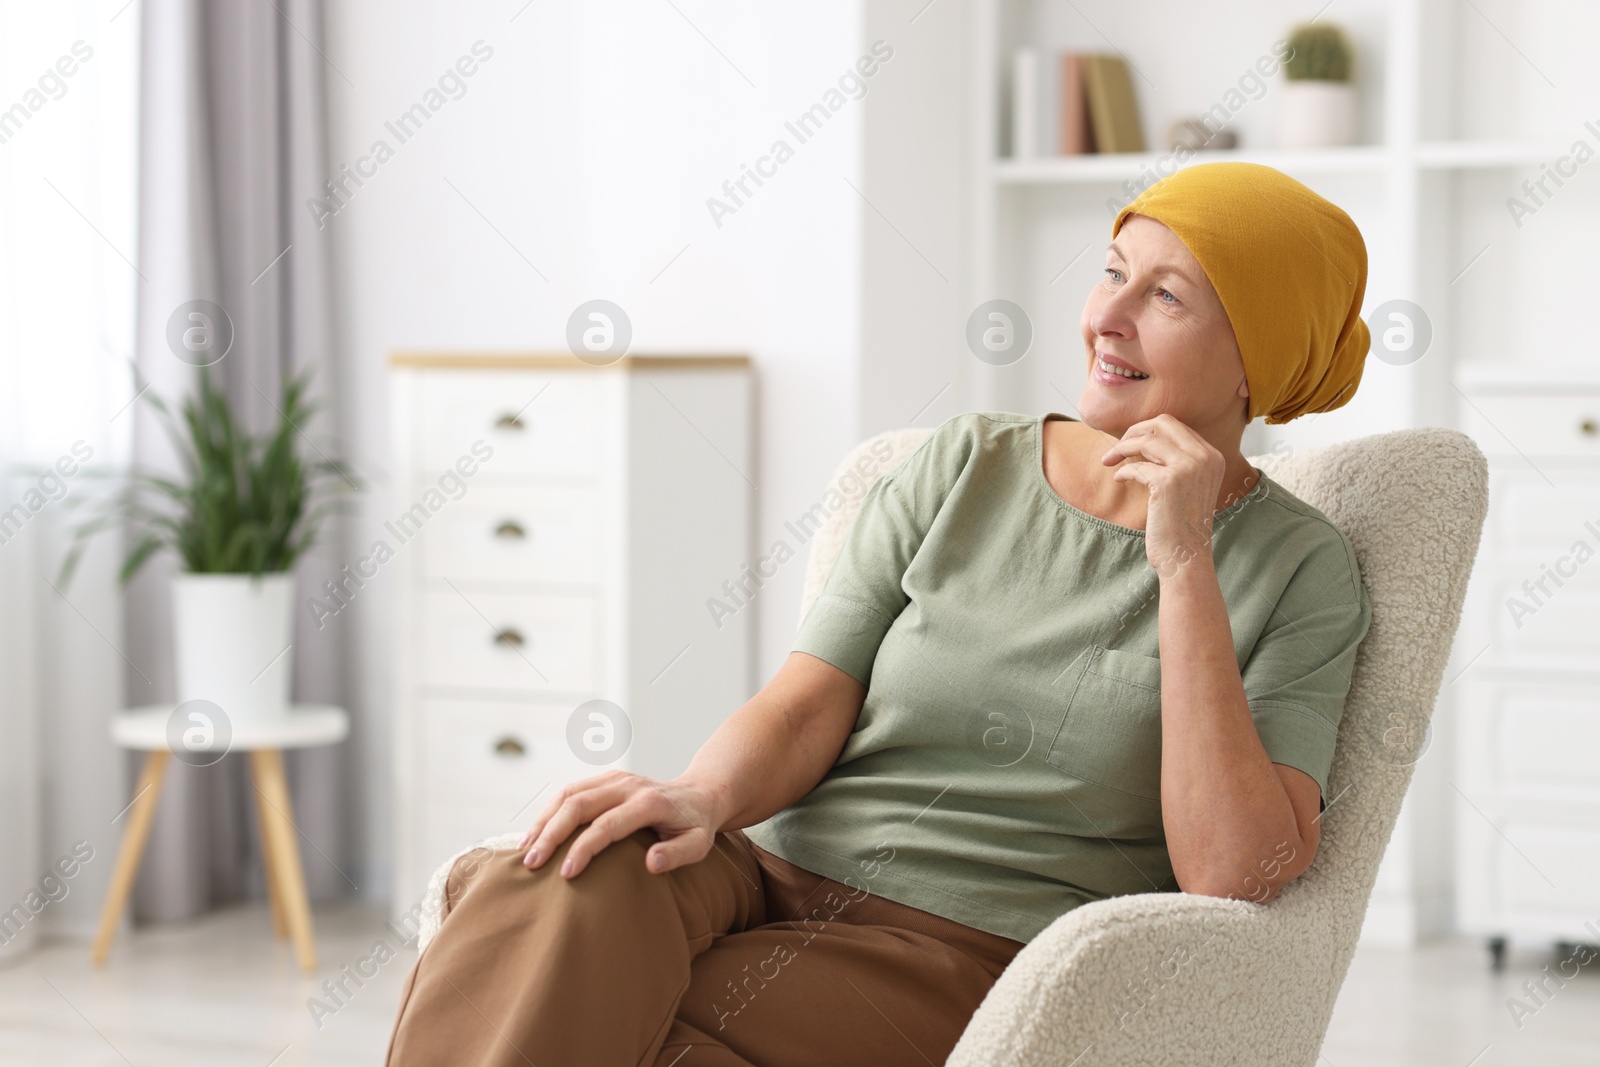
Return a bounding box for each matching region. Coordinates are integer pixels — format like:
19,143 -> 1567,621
1581,417 -> 1598,437
493,735 -> 526,758
494,520 -> 527,540
494,628 -> 526,649
494,412 -> 526,431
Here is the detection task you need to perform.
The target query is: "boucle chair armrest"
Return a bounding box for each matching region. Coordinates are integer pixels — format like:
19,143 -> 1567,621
948,889 -> 1320,1067
414,832 -> 523,953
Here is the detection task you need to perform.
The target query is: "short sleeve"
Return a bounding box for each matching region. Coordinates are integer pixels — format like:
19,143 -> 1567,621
791,418 -> 971,686
1242,553 -> 1372,803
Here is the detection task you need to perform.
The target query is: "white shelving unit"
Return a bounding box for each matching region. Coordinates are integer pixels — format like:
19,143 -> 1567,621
963,0 -> 1592,444
934,0 -> 1600,947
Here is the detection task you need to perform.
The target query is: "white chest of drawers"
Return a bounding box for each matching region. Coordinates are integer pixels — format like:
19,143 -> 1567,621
1453,367 -> 1600,966
388,354 -> 754,913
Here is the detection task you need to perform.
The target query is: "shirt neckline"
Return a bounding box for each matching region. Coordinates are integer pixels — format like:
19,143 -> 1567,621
1033,412 -> 1268,538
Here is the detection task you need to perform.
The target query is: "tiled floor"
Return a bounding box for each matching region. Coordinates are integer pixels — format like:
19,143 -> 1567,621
1324,936 -> 1600,1066
1,903 -> 1596,1065
0,904 -> 412,1067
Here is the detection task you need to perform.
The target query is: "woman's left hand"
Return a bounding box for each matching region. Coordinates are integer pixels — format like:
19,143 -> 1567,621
1100,413 -> 1226,579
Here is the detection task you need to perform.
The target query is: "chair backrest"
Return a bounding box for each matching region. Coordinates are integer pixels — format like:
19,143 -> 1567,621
798,422 -> 1488,999
797,427 -> 940,628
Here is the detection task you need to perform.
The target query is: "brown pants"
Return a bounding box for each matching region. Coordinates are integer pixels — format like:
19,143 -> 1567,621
386,825 -> 1026,1066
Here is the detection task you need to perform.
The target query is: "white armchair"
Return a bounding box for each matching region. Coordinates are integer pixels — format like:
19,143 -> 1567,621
800,425 -> 1485,1067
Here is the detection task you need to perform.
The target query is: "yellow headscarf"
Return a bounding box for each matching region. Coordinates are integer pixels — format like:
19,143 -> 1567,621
1111,162 -> 1371,425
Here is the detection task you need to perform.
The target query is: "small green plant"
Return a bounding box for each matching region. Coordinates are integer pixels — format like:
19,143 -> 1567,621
1284,22 -> 1354,82
59,366 -> 357,586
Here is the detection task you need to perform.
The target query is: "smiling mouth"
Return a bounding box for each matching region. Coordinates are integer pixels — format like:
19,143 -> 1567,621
1096,357 -> 1149,380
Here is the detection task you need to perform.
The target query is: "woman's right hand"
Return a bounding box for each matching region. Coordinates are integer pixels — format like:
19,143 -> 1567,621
519,653 -> 864,880
518,769 -> 725,878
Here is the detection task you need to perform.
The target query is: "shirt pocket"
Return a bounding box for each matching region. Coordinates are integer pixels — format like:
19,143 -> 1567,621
1045,645 -> 1164,801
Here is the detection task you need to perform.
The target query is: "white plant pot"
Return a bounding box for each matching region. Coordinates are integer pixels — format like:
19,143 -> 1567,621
1274,81 -> 1358,148
171,573 -> 295,724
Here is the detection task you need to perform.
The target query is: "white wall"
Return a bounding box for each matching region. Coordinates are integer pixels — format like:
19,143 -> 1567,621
323,0 -> 869,896
859,1 -> 977,437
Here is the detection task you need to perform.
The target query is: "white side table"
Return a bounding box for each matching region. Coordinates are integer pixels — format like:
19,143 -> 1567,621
91,704 -> 349,973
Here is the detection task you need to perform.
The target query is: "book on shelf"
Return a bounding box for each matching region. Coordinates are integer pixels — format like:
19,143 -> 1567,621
1010,49 -> 1144,158
1010,48 -> 1046,158
1060,52 -> 1092,154
1081,54 -> 1145,154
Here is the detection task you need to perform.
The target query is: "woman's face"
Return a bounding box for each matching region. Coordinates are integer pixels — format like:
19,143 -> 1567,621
1077,213 -> 1250,442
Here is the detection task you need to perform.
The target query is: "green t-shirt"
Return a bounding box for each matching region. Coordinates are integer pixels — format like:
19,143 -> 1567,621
743,411 -> 1371,944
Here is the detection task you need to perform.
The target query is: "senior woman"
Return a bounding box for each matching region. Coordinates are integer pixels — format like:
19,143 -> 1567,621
386,162 -> 1374,1066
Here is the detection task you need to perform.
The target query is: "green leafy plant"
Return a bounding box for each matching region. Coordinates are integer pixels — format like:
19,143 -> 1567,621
1284,22 -> 1354,82
59,366 -> 357,586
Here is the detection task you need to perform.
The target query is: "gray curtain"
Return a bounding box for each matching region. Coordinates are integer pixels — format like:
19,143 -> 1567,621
129,0 -> 352,921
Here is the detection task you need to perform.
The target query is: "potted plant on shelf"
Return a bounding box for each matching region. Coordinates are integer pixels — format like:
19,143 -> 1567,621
61,367 -> 355,724
1275,21 -> 1359,149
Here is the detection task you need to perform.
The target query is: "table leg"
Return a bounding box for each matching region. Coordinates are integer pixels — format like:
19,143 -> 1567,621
256,784 -> 289,940
91,750 -> 172,966
250,749 -> 318,972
